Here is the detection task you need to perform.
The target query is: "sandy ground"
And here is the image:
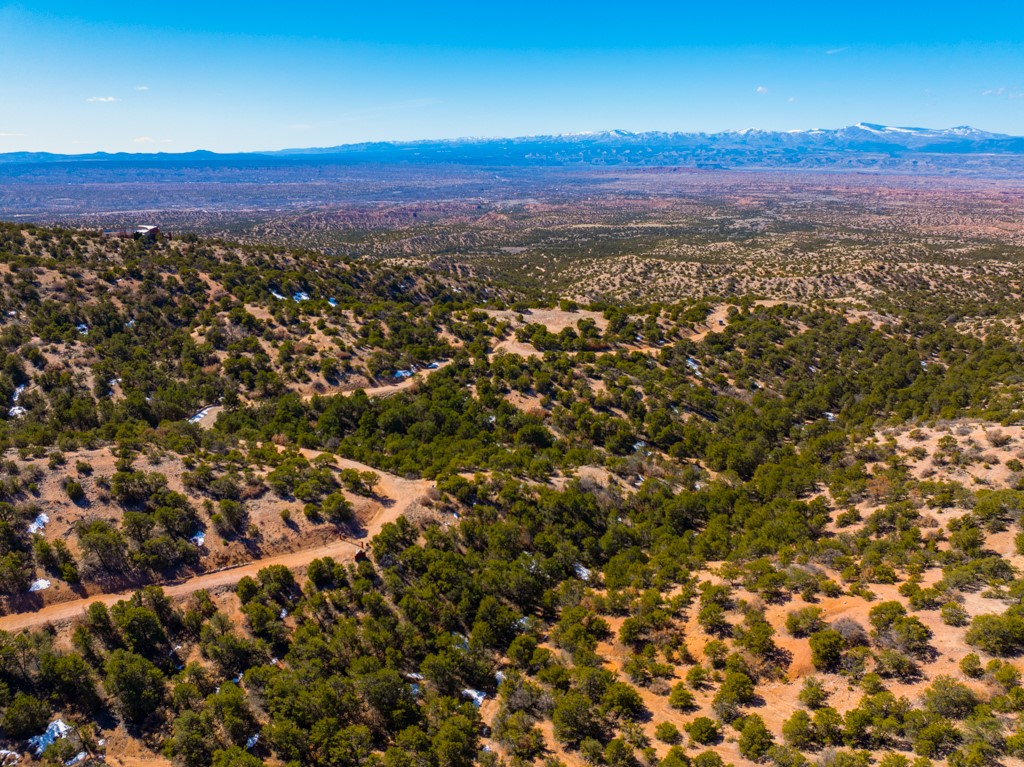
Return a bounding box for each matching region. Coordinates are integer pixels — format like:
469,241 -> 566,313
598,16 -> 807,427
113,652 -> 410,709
491,338 -> 547,358
886,419 -> 1024,488
687,304 -> 733,342
486,307 -> 609,359
478,416 -> 1024,766
484,308 -> 610,333
191,405 -> 224,428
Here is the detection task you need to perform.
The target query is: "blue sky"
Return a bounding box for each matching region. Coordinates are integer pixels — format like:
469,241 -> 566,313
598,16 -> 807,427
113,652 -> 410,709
1,1 -> 1023,153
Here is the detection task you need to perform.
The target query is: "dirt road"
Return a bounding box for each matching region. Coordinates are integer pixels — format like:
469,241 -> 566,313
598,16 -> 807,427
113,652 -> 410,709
331,361 -> 452,400
0,539 -> 363,633
0,468 -> 431,634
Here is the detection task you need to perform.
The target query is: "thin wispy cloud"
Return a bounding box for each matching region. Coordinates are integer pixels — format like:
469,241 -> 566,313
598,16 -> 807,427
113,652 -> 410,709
86,96 -> 119,103
135,85 -> 150,91
755,85 -> 769,94
825,47 -> 848,55
981,87 -> 1024,99
133,136 -> 172,144
0,132 -> 25,137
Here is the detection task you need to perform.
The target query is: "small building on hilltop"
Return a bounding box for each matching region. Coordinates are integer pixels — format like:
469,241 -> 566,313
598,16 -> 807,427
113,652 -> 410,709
102,224 -> 161,240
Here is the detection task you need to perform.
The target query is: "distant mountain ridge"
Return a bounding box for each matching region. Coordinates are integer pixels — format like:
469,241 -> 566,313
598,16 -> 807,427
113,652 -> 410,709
2,124 -> 1023,170
264,123 -> 1024,161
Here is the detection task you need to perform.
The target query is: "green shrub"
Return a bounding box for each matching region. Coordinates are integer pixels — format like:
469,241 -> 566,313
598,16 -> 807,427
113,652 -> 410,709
322,492 -> 354,522
922,675 -> 979,719
655,721 -> 681,744
739,714 -> 775,761
786,607 -> 825,637
782,709 -> 816,750
669,682 -> 697,710
686,716 -> 721,745
2,692 -> 50,739
941,602 -> 970,627
809,629 -> 845,671
798,676 -> 828,709
966,612 -> 1024,656
64,478 -> 85,502
960,653 -> 983,678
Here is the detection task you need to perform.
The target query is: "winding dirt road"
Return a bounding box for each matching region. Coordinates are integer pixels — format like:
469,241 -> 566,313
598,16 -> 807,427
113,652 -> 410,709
0,466 -> 432,634
0,538 -> 363,633
0,317 -> 659,635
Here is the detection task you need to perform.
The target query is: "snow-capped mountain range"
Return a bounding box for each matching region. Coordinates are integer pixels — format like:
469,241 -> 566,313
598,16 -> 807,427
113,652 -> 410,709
2,125 -> 1022,171
266,123 -> 1019,155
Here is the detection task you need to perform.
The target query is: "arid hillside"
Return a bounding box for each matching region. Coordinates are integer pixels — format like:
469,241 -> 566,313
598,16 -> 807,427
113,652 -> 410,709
1,222 -> 1024,767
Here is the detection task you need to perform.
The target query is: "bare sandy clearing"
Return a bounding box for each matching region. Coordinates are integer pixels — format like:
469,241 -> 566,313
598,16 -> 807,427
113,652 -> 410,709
484,307 -> 609,333
887,419 -> 1023,486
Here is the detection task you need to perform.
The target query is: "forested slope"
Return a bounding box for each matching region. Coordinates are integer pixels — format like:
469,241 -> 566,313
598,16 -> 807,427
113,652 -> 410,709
0,225 -> 1024,767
